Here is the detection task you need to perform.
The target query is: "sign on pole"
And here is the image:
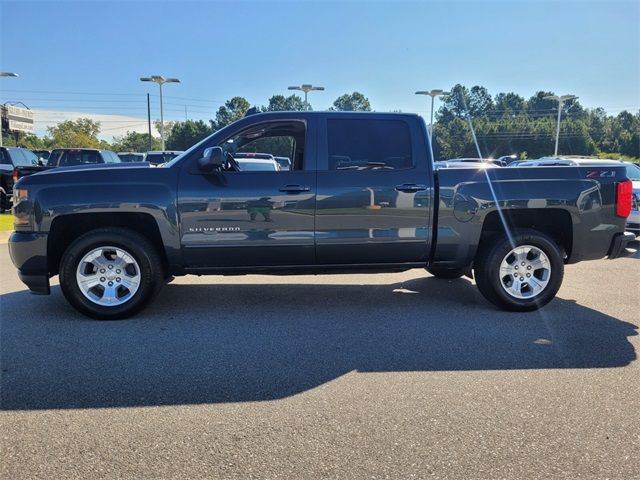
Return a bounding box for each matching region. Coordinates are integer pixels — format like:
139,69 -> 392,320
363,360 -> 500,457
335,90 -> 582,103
1,104 -> 34,133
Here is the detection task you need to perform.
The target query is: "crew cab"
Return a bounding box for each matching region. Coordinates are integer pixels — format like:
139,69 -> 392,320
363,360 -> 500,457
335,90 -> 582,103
8,112 -> 636,319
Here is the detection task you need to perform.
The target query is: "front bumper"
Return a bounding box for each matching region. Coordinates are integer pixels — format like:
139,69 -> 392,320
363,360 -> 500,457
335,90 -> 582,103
607,231 -> 637,260
8,231 -> 51,294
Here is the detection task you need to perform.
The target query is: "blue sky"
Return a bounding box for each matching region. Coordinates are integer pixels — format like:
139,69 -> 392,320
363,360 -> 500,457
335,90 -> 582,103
1,0 -> 638,138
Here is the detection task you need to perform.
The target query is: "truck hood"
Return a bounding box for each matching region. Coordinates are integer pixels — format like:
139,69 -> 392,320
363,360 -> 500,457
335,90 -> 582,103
38,162 -> 153,176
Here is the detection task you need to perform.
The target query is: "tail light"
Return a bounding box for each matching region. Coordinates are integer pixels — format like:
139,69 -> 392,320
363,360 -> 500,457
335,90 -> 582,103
616,179 -> 632,218
12,168 -> 19,182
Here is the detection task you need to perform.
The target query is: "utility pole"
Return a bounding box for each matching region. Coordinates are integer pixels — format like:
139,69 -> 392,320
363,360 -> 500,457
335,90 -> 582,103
415,89 -> 449,146
147,93 -> 152,151
544,94 -> 578,156
140,75 -> 181,150
0,72 -> 19,147
287,84 -> 325,110
460,94 -> 483,159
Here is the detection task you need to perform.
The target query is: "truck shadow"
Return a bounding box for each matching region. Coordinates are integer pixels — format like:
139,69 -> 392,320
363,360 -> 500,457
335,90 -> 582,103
1,277 -> 637,411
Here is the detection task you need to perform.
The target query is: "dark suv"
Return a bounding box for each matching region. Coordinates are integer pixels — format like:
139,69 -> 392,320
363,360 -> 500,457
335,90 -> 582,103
0,147 -> 41,212
47,149 -> 121,167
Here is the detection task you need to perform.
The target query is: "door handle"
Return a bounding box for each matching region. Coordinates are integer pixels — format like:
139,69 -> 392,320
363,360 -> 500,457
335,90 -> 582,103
395,183 -> 426,193
279,184 -> 311,193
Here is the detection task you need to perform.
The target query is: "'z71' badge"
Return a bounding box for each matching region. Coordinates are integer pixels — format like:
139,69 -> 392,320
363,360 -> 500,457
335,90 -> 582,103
586,170 -> 616,178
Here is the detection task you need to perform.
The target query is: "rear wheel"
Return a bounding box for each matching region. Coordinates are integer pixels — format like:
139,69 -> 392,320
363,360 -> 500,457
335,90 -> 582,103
59,228 -> 163,320
426,266 -> 465,279
474,230 -> 564,311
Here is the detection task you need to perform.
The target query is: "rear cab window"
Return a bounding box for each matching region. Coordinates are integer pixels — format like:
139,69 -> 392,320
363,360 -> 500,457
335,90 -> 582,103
58,150 -> 102,167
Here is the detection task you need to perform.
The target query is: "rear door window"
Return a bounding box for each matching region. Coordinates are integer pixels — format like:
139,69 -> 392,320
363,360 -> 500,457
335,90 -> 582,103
327,119 -> 413,171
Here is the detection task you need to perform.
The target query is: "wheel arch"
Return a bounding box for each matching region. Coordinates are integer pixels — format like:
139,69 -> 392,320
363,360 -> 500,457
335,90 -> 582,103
477,208 -> 573,262
48,212 -> 169,276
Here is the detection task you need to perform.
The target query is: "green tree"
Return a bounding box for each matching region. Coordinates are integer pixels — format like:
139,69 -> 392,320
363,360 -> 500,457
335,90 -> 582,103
494,92 -> 525,116
211,96 -> 251,130
46,118 -> 102,148
153,120 -> 175,146
111,131 -> 161,152
331,92 -> 372,111
166,120 -> 213,150
468,86 -> 493,118
525,91 -> 557,117
263,94 -> 306,112
2,132 -> 49,149
439,84 -> 470,119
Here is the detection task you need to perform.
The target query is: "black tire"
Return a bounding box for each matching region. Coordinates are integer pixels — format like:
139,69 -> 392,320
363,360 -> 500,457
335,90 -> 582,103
474,229 -> 564,311
426,266 -> 465,279
59,228 -> 164,320
0,190 -> 8,213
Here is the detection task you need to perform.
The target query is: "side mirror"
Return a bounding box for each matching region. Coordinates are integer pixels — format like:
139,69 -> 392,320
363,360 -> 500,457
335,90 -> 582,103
198,146 -> 224,172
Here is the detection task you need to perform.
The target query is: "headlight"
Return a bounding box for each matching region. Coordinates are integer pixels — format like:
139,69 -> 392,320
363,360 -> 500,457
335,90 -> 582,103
13,189 -> 32,228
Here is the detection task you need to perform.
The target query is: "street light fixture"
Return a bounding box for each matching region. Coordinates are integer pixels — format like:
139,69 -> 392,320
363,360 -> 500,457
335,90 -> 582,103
544,94 -> 578,157
0,72 -> 19,147
288,84 -> 324,110
140,75 -> 180,150
415,89 -> 449,144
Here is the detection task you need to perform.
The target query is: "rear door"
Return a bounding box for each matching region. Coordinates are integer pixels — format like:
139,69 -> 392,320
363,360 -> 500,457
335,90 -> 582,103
315,115 -> 433,265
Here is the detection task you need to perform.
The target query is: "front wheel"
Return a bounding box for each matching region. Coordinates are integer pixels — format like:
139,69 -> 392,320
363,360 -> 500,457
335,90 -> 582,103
59,228 -> 163,320
474,230 -> 564,311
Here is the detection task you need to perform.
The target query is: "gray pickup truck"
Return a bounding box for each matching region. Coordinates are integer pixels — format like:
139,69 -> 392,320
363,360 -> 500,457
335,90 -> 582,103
8,111 -> 636,319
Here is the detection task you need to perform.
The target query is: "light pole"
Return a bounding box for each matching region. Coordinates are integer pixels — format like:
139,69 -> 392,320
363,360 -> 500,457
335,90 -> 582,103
415,89 -> 449,144
544,94 -> 577,157
0,72 -> 19,147
140,75 -> 180,150
288,84 -> 324,110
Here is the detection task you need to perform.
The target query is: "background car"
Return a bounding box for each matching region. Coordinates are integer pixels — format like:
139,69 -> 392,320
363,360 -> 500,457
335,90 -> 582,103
235,157 -> 280,171
437,159 -> 500,169
0,147 -> 42,212
31,149 -> 51,162
46,148 -> 121,167
274,156 -> 292,170
117,152 -> 146,162
496,154 -> 519,165
144,150 -> 184,165
446,157 -> 505,167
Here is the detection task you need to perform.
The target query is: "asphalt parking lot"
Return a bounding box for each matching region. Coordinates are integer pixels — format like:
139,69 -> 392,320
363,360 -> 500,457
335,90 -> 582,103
1,242 -> 639,479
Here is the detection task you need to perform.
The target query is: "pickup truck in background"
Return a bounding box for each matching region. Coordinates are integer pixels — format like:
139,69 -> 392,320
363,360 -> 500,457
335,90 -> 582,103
0,147 -> 45,212
8,111 -> 636,319
47,148 -> 122,167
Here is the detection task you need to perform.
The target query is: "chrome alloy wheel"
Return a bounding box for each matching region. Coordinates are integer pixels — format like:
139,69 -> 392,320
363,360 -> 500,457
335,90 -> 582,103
75,246 -> 141,306
499,245 -> 551,299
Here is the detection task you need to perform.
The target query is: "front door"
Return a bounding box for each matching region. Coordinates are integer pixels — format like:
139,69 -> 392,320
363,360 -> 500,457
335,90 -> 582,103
178,120 -> 316,268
